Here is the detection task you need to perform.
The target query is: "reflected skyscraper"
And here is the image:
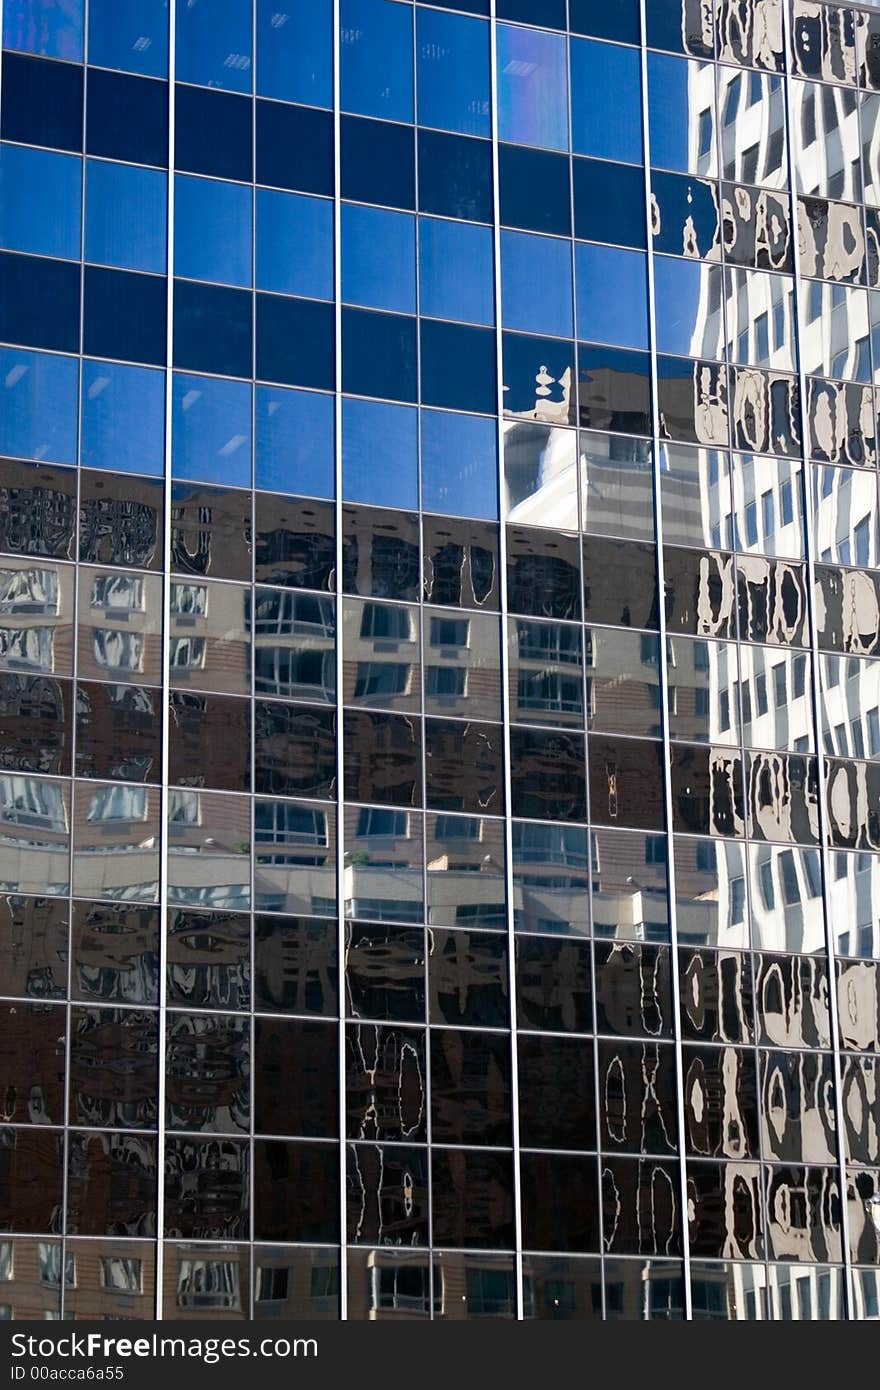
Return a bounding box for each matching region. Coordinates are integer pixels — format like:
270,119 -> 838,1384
0,0 -> 878,1322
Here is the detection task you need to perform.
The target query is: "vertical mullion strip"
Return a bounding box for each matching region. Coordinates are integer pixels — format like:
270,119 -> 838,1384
780,0 -> 855,1320
488,2 -> 525,1321
637,0 -> 694,1321
411,0 -> 435,1324
248,0 -> 257,1321
59,0 -> 89,1324
332,0 -> 348,1322
154,0 -> 176,1322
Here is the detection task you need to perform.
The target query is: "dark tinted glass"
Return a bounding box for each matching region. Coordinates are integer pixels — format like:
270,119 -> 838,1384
254,700 -> 335,799
166,908 -> 251,1012
254,495 -> 335,588
424,718 -> 503,816
502,333 -> 576,425
256,100 -> 333,196
518,1034 -> 595,1149
69,1007 -> 158,1129
170,482 -> 252,582
341,116 -> 415,210
77,682 -> 161,783
0,674 -> 71,777
342,308 -> 417,404
515,936 -> 593,1034
594,942 -> 674,1038
509,727 -> 588,821
578,345 -> 652,435
71,901 -> 159,1006
254,1018 -> 338,1138
598,1040 -> 678,1153
522,1153 -> 600,1253
1,897 -> 69,1001
573,157 -> 647,247
589,736 -> 665,831
84,267 -> 166,366
428,928 -> 509,1028
431,1149 -> 515,1249
343,711 -> 421,807
170,692 -> 250,792
583,537 -> 659,629
570,0 -> 640,43
430,1028 -> 511,1145
87,69 -> 167,166
78,470 -> 164,570
253,915 -> 337,1016
175,84 -> 252,182
507,527 -> 581,621
164,1136 -> 249,1239
499,144 -> 572,236
418,129 -> 492,223
347,1143 -> 429,1247
423,516 -> 500,610
256,294 -> 335,391
345,922 -> 425,1023
166,1012 -> 249,1134
346,1022 -> 427,1142
174,280 -> 252,379
1,52 -> 83,151
66,1131 -> 157,1236
420,320 -> 496,415
253,1140 -> 338,1242
0,252 -> 80,353
342,505 -> 420,601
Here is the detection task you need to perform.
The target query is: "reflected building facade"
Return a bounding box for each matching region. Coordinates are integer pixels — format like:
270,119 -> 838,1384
0,0 -> 879,1322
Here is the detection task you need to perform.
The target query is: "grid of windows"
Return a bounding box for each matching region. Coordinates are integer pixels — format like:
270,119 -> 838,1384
0,0 -> 879,1322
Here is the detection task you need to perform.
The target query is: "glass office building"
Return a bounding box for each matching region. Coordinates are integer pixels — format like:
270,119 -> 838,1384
1,0 -> 880,1321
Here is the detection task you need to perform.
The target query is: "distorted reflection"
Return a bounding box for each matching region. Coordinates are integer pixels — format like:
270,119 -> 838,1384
503,421 -> 578,531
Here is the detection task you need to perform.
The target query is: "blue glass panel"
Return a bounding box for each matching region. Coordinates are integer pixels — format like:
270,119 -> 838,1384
0,146 -> 81,261
497,24 -> 568,153
653,256 -> 706,357
341,204 -> 416,314
175,0 -> 252,93
416,8 -> 490,138
342,397 -> 418,509
88,0 -> 169,78
419,219 -> 494,326
255,385 -> 334,499
501,231 -> 573,339
420,409 -> 498,519
575,243 -> 648,351
85,160 -> 167,274
570,38 -> 642,164
340,0 -> 413,123
256,190 -> 333,301
174,174 -> 252,288
3,0 -> 83,61
172,373 -> 252,486
257,0 -> 332,106
81,359 -> 165,477
648,53 -> 711,174
0,347 -> 78,465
